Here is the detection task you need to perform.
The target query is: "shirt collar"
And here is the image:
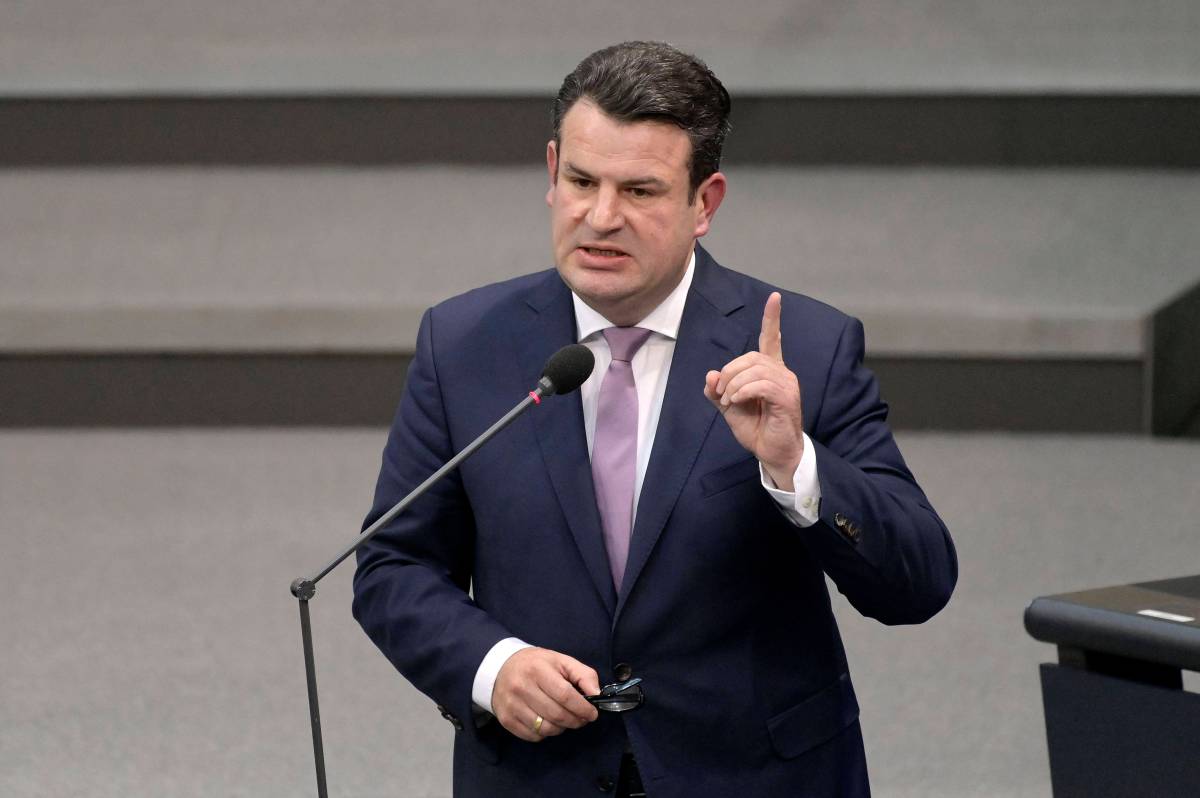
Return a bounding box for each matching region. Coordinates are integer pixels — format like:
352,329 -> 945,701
571,249 -> 696,342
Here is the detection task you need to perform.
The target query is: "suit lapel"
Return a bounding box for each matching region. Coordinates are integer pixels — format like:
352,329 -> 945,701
513,272 -> 618,616
615,250 -> 751,620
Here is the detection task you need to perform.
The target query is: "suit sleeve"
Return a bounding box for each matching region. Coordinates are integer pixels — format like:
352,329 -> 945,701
804,317 -> 958,625
352,308 -> 514,733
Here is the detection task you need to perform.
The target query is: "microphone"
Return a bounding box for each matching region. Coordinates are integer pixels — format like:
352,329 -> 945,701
289,342 -> 596,798
537,343 -> 596,397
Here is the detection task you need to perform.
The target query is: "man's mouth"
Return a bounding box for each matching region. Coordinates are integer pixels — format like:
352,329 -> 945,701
579,246 -> 628,258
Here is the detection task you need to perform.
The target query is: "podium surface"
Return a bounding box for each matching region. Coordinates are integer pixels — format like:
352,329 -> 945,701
1025,575 -> 1200,798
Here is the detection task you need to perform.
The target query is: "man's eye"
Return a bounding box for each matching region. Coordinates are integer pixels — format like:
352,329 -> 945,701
571,178 -> 593,188
629,187 -> 652,198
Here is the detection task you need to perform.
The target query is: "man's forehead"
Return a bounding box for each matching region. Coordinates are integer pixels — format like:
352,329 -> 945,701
558,100 -> 691,173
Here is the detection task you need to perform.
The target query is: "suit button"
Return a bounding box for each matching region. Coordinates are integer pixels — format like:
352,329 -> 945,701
613,662 -> 633,682
595,775 -> 615,792
834,512 -> 848,528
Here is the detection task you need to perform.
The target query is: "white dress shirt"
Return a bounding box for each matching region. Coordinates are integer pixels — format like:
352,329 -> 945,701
471,250 -> 822,714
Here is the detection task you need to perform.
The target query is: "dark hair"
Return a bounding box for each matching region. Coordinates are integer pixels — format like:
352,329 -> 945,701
552,41 -> 732,201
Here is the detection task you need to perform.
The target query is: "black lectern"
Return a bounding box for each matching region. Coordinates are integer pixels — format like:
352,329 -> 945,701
1025,575 -> 1200,798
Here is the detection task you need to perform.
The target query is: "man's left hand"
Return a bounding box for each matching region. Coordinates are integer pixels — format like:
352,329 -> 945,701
704,291 -> 804,491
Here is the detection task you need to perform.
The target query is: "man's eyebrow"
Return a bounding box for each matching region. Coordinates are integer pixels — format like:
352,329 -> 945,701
562,162 -> 596,180
622,176 -> 669,190
561,162 -> 669,189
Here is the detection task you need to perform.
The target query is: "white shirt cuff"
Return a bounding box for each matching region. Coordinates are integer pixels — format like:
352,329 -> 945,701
760,432 -> 821,527
472,637 -> 533,714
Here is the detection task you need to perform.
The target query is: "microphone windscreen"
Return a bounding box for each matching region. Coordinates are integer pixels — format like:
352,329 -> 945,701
541,344 -> 595,396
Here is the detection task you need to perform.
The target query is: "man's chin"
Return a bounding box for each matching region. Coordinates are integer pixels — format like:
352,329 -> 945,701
571,284 -> 635,310
560,262 -> 630,293
558,271 -> 638,313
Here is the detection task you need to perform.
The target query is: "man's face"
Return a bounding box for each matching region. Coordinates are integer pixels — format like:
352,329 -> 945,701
546,99 -> 726,326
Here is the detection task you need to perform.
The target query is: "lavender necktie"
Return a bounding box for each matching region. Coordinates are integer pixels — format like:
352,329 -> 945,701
592,326 -> 653,591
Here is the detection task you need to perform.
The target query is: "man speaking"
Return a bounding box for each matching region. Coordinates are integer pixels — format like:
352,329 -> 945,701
353,41 -> 957,797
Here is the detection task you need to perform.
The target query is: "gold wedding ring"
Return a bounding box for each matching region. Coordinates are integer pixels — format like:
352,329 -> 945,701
532,715 -> 544,736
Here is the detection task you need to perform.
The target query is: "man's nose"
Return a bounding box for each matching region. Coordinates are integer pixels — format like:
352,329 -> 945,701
586,186 -> 624,233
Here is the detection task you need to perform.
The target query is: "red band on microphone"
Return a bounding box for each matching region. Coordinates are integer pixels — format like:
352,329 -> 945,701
529,391 -> 541,404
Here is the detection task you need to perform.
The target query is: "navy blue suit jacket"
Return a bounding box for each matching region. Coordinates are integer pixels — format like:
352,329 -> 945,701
353,246 -> 957,797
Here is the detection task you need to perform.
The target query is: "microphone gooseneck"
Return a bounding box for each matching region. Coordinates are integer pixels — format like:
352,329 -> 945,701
539,343 -> 596,396
292,338 -> 596,798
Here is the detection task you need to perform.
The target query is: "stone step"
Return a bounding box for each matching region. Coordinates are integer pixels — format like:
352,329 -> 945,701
2,165 -> 1197,432
7,3 -> 1198,168
3,165 -> 1195,356
6,95 -> 1199,168
3,428 -> 1198,795
4,1 -> 1200,95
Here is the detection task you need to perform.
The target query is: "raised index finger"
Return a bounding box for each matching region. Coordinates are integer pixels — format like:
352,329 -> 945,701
759,291 -> 783,360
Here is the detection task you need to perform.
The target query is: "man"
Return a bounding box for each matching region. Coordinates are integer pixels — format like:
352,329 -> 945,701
354,41 -> 957,797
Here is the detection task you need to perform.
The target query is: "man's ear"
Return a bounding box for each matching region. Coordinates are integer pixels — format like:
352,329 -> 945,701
692,171 -> 727,238
545,140 -> 559,207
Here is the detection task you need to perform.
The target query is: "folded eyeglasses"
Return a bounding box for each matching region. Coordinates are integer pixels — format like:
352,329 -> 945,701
584,677 -> 645,713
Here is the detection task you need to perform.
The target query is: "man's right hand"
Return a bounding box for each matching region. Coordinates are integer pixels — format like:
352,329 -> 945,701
491,647 -> 600,742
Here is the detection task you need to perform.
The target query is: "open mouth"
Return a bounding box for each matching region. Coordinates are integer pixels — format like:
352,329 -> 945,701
579,246 -> 629,259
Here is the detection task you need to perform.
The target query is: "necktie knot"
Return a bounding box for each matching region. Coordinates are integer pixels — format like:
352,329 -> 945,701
603,327 -> 652,363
